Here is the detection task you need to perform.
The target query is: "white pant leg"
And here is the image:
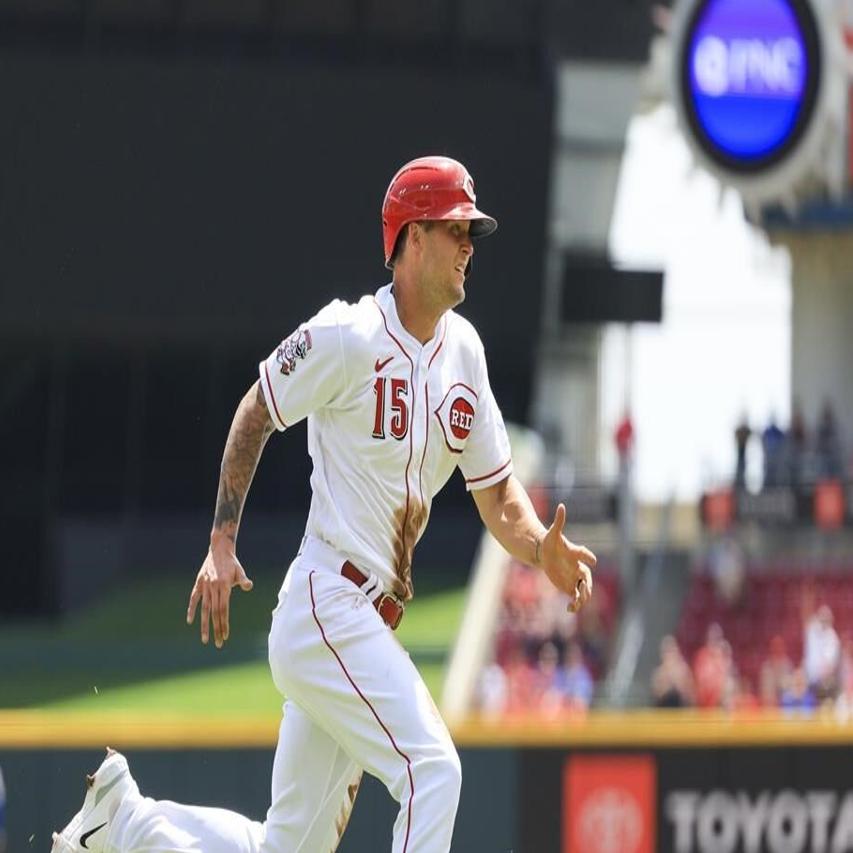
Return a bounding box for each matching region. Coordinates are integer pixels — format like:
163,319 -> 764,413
102,580 -> 365,853
104,702 -> 363,853
270,564 -> 461,853
106,795 -> 263,853
263,700 -> 362,853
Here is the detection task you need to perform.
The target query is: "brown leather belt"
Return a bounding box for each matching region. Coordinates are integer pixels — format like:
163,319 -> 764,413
341,560 -> 404,630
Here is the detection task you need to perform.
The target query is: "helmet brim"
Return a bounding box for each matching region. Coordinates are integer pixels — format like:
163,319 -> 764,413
434,202 -> 498,238
383,203 -> 498,269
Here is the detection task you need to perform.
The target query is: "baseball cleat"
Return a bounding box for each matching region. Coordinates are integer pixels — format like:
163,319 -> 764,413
50,748 -> 138,853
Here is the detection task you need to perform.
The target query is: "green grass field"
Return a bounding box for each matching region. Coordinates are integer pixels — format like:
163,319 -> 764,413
0,572 -> 467,715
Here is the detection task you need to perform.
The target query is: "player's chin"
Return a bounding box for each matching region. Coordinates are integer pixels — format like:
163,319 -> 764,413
449,273 -> 466,304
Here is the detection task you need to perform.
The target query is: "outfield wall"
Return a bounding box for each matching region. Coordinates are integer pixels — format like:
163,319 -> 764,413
5,711 -> 853,852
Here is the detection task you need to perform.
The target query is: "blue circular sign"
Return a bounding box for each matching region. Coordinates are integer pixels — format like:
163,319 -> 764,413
680,0 -> 821,171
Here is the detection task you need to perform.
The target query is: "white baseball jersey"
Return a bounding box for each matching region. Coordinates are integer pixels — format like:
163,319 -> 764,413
259,282 -> 513,602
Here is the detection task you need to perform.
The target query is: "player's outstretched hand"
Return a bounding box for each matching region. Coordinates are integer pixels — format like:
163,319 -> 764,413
540,502 -> 597,613
186,540 -> 254,648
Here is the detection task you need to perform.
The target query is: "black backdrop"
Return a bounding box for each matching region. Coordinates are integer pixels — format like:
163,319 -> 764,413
0,42 -> 552,612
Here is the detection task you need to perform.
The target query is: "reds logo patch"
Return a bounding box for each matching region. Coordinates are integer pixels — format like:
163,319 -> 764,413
435,383 -> 478,453
450,398 -> 474,439
276,328 -> 313,376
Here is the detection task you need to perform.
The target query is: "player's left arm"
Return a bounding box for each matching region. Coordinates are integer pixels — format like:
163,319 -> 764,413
471,474 -> 596,613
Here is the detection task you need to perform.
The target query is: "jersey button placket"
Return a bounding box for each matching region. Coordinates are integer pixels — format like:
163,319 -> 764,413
410,354 -> 426,495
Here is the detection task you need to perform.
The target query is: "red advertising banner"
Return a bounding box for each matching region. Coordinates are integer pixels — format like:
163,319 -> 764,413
563,753 -> 657,853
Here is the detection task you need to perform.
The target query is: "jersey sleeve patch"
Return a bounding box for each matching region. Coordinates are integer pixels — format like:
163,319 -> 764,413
276,328 -> 313,376
258,302 -> 348,429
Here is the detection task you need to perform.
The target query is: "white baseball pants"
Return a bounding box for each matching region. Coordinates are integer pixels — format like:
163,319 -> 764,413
105,537 -> 462,852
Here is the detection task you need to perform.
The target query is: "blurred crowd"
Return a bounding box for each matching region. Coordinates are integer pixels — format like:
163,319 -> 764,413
734,399 -> 847,491
653,587 -> 853,715
477,561 -> 619,717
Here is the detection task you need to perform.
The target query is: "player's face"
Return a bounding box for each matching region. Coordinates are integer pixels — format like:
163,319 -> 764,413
418,220 -> 474,308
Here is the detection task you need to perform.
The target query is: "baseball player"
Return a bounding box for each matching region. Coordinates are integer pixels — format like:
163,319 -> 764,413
51,155 -> 596,853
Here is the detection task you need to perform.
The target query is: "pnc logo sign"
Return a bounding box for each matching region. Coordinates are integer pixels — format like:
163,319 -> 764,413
693,36 -> 804,98
564,754 -> 656,853
449,397 -> 475,439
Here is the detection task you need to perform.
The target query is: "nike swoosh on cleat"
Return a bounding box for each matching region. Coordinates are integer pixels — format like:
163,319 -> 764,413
94,773 -> 124,807
80,822 -> 107,849
374,356 -> 393,373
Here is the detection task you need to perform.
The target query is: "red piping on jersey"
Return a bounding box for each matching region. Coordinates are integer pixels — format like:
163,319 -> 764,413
374,299 -> 416,579
418,384 -> 429,506
309,571 -> 414,852
433,382 -> 479,454
427,316 -> 447,370
434,381 -> 478,409
263,362 -> 288,429
466,458 -> 511,485
418,317 -> 445,504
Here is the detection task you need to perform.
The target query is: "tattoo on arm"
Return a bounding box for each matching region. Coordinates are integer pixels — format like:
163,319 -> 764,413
212,381 -> 275,543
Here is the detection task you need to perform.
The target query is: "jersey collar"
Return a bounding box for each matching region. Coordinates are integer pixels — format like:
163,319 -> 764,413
376,283 -> 447,360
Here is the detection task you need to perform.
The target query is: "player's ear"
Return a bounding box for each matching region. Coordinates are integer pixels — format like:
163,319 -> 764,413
408,221 -> 426,255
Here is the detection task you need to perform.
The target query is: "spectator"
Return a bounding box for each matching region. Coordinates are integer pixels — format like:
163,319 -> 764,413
731,676 -> 760,712
504,645 -> 537,715
762,415 -> 785,489
478,662 -> 508,718
693,623 -> 730,708
759,634 -> 794,708
535,641 -> 566,716
734,414 -> 751,490
787,400 -> 807,488
615,409 -> 634,461
803,600 -> 841,701
709,536 -> 745,608
834,634 -> 853,721
816,399 -> 843,479
559,641 -> 594,710
651,635 -> 695,708
718,640 -> 739,709
780,667 -> 817,712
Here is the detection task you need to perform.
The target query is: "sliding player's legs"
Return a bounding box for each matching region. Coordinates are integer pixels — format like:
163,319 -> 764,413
53,705 -> 361,853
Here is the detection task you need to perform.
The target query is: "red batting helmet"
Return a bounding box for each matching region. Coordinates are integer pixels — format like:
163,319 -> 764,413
382,156 -> 497,269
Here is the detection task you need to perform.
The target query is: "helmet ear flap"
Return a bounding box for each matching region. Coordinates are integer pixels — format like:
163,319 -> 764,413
386,223 -> 413,270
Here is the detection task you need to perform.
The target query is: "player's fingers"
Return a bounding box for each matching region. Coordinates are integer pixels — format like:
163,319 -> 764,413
187,584 -> 201,625
568,581 -> 588,613
552,502 -> 566,536
568,590 -> 581,614
211,584 -> 224,648
581,563 -> 593,593
572,545 -> 597,569
222,587 -> 231,644
200,586 -> 211,645
563,539 -> 596,568
578,572 -> 592,606
567,568 -> 592,613
238,568 -> 254,592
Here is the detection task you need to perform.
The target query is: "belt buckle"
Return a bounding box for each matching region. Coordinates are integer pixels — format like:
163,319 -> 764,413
376,592 -> 404,630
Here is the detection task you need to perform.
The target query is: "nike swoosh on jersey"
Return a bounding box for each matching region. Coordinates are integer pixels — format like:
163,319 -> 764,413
94,773 -> 124,807
80,822 -> 107,849
374,356 -> 393,372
